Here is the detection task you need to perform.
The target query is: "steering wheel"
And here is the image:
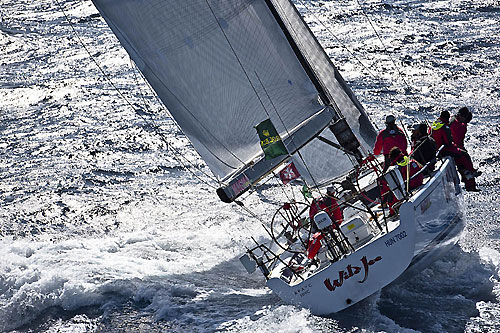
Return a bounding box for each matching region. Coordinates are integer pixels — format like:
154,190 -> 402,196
270,201 -> 313,254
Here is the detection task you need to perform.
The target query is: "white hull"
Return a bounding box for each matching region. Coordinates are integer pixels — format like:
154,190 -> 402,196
266,157 -> 464,315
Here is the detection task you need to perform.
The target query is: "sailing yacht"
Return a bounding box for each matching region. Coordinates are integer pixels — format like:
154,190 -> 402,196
90,0 -> 464,315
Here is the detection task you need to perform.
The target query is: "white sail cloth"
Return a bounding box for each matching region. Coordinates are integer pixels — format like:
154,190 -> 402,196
91,0 -> 376,186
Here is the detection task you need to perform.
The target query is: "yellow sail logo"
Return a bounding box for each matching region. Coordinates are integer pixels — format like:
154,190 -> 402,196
263,129 -> 270,137
261,135 -> 282,147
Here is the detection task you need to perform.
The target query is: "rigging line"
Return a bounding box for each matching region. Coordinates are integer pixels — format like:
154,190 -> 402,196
292,1 -> 432,178
296,0 -> 381,82
267,172 -> 294,204
297,0 -> 427,127
205,0 -> 313,199
298,0 -> 421,125
265,3 -> 336,191
353,0 -> 412,91
234,203 -> 274,241
298,1 -> 430,132
275,0 -> 376,144
276,166 -> 296,203
267,1 -> 350,133
252,71 -> 297,202
204,0 -> 272,119
234,200 -> 267,226
296,0 -> 382,129
55,0 -> 220,187
127,60 -> 221,186
269,1 -> 358,195
238,169 -> 297,203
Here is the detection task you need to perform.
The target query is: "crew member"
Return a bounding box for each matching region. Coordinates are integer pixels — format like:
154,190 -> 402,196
307,187 -> 344,259
379,147 -> 424,216
308,187 -> 343,228
389,147 -> 424,190
431,110 -> 480,191
373,115 -> 408,171
410,123 -> 437,174
450,107 -> 479,155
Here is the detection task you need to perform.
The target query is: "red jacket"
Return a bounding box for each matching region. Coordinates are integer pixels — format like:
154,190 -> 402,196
373,126 -> 408,157
395,158 -> 424,190
450,117 -> 467,149
431,117 -> 475,172
309,196 -> 343,226
430,117 -> 454,149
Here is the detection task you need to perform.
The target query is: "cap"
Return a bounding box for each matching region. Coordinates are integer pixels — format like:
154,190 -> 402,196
385,115 -> 396,124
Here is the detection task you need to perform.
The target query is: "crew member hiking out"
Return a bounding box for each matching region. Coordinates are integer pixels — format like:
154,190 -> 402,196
373,115 -> 408,172
450,107 -> 479,159
430,110 -> 481,192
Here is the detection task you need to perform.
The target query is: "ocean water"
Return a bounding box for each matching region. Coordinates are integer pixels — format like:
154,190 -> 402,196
1,0 -> 500,332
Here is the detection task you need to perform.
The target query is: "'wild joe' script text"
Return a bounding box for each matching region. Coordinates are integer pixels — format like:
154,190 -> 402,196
324,255 -> 382,292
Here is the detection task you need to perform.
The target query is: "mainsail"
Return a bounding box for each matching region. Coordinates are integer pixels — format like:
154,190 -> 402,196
91,0 -> 377,201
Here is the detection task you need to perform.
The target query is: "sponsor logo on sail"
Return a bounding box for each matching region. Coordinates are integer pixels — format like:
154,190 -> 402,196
255,119 -> 288,160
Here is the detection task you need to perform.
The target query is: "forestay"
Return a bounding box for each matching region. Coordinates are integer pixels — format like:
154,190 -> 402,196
91,0 -> 376,199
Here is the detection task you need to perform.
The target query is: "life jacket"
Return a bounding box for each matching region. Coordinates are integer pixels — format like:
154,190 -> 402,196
395,156 -> 423,189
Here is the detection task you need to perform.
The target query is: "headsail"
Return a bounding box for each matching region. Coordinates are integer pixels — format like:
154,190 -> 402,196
90,0 -> 377,201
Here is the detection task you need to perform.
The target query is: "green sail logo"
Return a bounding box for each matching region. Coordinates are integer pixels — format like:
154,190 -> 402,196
255,119 -> 288,160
